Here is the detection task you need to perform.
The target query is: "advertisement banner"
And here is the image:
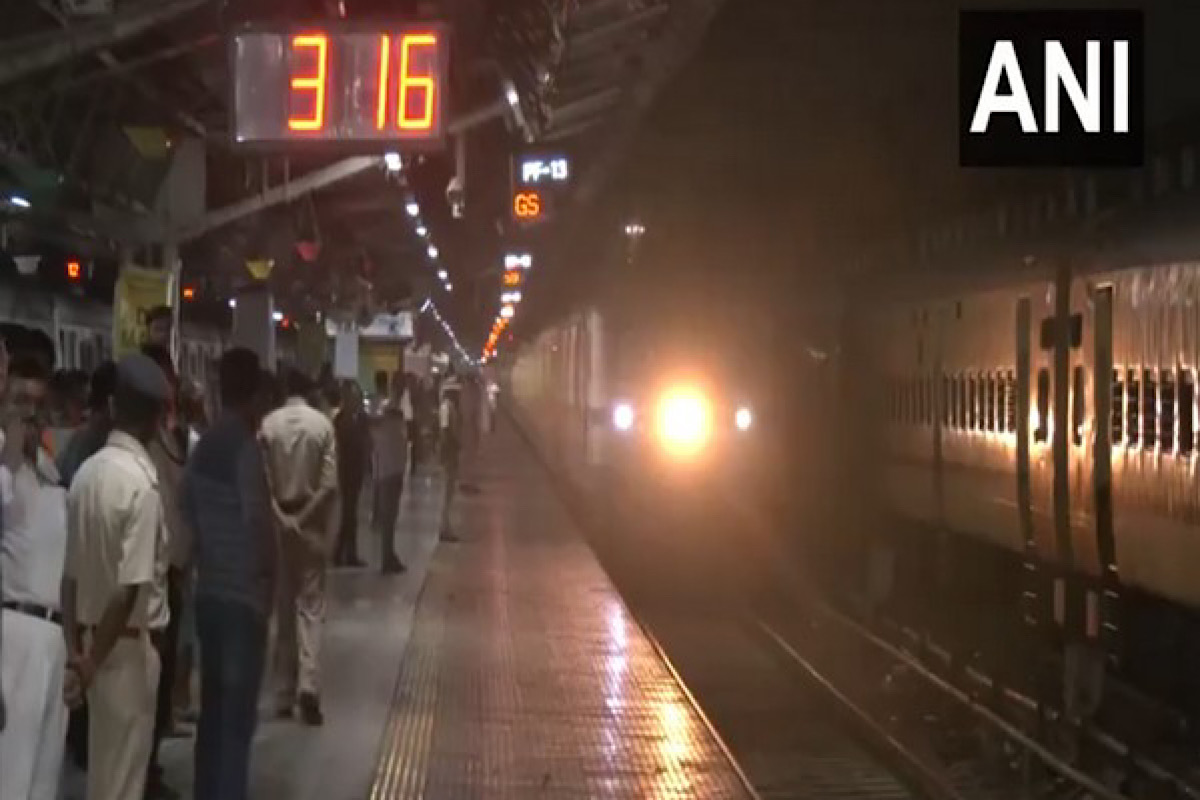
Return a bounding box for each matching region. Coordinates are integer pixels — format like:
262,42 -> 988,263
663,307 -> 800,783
113,265 -> 171,359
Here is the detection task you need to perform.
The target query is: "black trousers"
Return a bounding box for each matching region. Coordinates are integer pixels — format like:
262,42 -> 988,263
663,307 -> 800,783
375,472 -> 405,562
150,566 -> 184,776
336,474 -> 363,563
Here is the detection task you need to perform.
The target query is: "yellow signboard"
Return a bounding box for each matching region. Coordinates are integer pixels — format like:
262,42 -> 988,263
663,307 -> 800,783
113,265 -> 171,359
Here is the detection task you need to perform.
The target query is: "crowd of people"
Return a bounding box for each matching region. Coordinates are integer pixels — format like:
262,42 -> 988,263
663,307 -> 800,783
0,308 -> 489,800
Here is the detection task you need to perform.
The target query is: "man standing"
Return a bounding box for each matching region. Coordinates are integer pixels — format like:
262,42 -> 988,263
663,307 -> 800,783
0,357 -> 69,800
333,381 -> 369,568
62,353 -> 170,800
438,374 -> 463,542
372,373 -> 410,574
260,368 -> 337,725
141,344 -> 188,800
181,349 -> 274,800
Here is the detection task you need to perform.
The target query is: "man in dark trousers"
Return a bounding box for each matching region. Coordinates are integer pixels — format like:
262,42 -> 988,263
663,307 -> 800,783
333,381 -> 370,567
181,349 -> 274,800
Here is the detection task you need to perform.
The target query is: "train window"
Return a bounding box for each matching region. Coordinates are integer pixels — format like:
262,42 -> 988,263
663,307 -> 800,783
1035,369 -> 1050,441
956,375 -> 966,429
1005,371 -> 1017,432
985,373 -> 997,431
942,375 -> 952,426
1069,314 -> 1083,348
1127,370 -> 1140,446
926,376 -> 936,425
1071,366 -> 1086,446
1111,369 -> 1124,444
964,376 -> 974,431
1161,370 -> 1177,452
1143,369 -> 1157,448
1181,370 -> 1196,455
1039,318 -> 1054,350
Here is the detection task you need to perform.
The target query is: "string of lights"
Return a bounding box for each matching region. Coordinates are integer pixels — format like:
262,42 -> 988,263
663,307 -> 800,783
423,297 -> 475,368
388,152 -> 453,296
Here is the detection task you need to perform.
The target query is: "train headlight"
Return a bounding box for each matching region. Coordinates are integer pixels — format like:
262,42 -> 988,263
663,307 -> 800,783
613,402 -> 635,432
735,406 -> 753,431
656,387 -> 711,456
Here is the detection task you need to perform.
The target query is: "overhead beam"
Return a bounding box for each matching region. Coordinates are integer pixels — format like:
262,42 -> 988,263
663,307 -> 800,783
564,6 -> 668,61
178,156 -> 381,242
0,0 -> 211,87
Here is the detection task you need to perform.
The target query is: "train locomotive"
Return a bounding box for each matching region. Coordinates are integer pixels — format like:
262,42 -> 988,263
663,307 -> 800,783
507,306 -> 772,587
853,254 -> 1200,720
508,308 -> 761,484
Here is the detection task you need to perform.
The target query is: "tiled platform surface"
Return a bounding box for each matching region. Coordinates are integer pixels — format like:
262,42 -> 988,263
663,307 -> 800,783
62,463 -> 448,800
368,422 -> 753,800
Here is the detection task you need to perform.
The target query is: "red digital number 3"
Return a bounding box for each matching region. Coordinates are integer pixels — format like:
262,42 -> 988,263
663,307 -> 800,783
288,34 -> 329,132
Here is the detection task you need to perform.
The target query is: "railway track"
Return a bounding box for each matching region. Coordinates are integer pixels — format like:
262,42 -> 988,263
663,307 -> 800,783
637,608 -> 930,800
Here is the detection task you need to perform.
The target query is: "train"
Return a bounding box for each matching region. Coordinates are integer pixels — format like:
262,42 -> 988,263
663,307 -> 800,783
0,280 -> 231,389
854,255 -> 1200,717
507,308 -> 765,486
506,251 -> 1200,721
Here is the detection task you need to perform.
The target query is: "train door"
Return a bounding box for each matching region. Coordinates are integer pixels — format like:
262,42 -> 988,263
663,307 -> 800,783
1090,284 -> 1121,668
1018,280 -> 1059,630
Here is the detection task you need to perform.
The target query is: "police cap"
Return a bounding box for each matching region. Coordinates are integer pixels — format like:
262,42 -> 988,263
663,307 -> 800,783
115,352 -> 171,404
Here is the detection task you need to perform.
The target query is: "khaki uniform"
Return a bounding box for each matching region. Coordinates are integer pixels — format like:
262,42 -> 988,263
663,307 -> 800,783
66,431 -> 168,800
260,398 -> 337,704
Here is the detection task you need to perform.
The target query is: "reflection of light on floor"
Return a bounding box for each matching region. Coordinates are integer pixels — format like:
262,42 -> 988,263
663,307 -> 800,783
653,701 -> 693,796
602,598 -> 630,761
607,599 -> 628,650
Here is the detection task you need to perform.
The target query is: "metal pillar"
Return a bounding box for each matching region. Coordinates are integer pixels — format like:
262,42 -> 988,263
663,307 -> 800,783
231,284 -> 276,369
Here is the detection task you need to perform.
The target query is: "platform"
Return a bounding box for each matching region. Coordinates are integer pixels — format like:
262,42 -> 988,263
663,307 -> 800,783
59,421 -> 753,799
368,421 -> 753,798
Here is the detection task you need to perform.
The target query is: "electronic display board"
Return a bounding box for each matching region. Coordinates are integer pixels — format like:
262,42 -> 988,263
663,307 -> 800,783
230,24 -> 449,147
515,154 -> 570,186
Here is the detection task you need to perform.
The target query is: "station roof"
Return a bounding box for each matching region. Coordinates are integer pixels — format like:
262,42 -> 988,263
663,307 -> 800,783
0,0 -> 724,345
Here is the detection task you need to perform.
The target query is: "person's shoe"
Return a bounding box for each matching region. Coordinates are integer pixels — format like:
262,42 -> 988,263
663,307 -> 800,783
348,556 -> 367,568
439,529 -> 460,542
382,556 -> 406,575
298,693 -> 324,726
275,699 -> 294,719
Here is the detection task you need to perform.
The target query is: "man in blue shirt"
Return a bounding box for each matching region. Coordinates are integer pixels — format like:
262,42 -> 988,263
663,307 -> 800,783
180,348 -> 275,800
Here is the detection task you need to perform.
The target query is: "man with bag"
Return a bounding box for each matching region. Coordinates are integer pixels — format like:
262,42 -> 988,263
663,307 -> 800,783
259,368 -> 337,726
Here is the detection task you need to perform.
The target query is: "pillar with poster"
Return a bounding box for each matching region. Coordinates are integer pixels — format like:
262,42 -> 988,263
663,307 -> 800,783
112,264 -> 173,360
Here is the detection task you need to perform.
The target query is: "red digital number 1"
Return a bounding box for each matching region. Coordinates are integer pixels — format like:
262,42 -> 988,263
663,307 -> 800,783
375,33 -> 438,132
288,34 -> 329,132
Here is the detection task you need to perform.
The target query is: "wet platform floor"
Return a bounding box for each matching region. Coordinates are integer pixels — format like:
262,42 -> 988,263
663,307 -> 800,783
61,421 -> 751,799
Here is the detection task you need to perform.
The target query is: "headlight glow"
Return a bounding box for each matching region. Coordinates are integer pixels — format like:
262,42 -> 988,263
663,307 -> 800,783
735,406 -> 752,431
613,402 -> 635,432
656,387 -> 711,456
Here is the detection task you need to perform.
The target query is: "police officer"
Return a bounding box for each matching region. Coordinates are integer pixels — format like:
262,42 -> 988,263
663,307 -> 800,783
62,353 -> 171,800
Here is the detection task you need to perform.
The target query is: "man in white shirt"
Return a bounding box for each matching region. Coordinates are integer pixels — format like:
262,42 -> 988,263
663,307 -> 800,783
371,373 -> 410,574
62,353 -> 171,800
0,356 -> 69,800
260,368 -> 337,726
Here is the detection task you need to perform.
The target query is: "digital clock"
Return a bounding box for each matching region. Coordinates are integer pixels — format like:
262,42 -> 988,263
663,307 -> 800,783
230,24 -> 449,147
